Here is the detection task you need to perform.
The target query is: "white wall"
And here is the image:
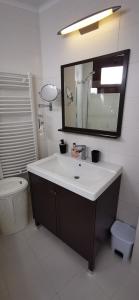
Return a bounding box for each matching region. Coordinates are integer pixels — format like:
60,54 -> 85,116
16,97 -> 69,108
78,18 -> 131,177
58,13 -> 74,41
0,2 -> 42,155
0,2 -> 42,95
132,217 -> 139,270
39,0 -> 139,226
0,2 -> 41,76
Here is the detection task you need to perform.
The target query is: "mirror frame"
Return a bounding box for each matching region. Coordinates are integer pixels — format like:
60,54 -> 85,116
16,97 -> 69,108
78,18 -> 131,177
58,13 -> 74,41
59,49 -> 130,138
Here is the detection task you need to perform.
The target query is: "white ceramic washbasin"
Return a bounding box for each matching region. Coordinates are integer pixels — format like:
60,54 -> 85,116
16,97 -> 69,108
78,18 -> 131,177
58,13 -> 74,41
27,153 -> 122,201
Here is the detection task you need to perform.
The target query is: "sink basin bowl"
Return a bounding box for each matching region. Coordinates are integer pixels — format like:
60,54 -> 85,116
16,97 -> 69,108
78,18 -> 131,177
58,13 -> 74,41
27,153 -> 122,201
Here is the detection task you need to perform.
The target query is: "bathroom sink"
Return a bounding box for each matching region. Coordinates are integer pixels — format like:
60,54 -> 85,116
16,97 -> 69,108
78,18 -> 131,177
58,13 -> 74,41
27,153 -> 122,201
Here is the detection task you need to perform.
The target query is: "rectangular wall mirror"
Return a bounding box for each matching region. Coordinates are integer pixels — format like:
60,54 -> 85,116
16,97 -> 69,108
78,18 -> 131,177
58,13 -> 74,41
60,49 -> 130,138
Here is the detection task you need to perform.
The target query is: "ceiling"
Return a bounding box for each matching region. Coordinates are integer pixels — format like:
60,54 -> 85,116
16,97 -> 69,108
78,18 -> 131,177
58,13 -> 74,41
0,0 -> 56,10
14,0 -> 49,8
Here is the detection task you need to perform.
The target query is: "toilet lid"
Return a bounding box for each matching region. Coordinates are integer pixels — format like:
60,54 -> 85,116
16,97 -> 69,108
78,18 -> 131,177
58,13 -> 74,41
0,177 -> 28,197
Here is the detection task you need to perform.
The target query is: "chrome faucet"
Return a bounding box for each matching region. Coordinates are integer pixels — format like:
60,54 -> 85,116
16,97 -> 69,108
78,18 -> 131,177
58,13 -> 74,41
75,144 -> 87,160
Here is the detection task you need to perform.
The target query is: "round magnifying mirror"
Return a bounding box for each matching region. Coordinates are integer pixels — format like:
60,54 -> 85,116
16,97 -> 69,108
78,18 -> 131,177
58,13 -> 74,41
39,84 -> 58,102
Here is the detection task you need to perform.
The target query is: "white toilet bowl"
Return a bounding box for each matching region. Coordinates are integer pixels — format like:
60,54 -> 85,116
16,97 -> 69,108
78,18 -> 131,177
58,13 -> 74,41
0,177 -> 28,235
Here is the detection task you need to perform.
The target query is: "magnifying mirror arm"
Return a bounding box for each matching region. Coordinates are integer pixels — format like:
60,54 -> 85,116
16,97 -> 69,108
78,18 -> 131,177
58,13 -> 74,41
38,103 -> 52,111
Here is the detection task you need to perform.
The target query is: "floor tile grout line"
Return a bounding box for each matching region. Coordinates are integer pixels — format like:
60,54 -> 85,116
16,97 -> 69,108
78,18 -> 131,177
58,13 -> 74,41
108,266 -> 139,300
0,224 -> 138,300
0,263 -> 13,300
0,226 -> 57,300
4,226 -> 117,299
22,226 -> 91,296
22,227 -> 59,298
22,226 -> 86,296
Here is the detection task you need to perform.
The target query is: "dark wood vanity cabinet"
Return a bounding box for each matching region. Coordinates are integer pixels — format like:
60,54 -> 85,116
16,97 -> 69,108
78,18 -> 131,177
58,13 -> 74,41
29,174 -> 57,235
56,187 -> 96,268
29,172 -> 121,270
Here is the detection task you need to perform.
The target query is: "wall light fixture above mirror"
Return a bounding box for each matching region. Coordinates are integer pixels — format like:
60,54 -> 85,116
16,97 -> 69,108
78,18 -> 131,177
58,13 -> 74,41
57,6 -> 121,35
59,50 -> 130,138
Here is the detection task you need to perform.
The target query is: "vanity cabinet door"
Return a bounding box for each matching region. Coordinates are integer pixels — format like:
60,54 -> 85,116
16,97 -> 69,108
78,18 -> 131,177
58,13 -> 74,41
56,186 -> 96,262
29,173 -> 57,235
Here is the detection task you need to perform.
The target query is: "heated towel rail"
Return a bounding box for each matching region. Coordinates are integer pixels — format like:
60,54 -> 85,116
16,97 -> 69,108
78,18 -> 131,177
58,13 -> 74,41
0,72 -> 38,177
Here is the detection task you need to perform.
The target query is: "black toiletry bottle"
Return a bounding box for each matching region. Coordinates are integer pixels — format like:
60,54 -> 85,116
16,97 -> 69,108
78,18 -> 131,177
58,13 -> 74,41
59,139 -> 67,154
91,150 -> 100,163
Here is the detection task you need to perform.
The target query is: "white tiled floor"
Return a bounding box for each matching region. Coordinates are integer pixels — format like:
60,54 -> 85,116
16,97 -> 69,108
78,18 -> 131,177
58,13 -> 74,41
0,223 -> 138,300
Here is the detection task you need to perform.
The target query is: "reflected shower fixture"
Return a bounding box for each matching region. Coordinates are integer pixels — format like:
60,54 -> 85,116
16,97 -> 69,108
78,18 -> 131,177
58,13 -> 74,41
66,87 -> 74,104
84,71 -> 95,82
57,6 -> 121,35
76,71 -> 95,84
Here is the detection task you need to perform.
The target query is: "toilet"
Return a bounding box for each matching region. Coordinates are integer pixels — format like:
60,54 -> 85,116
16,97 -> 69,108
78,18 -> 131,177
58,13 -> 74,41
0,164 -> 29,235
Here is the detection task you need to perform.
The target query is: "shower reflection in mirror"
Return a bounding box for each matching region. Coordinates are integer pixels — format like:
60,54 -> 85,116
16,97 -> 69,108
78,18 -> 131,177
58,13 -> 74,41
64,62 -> 123,131
62,50 -> 130,138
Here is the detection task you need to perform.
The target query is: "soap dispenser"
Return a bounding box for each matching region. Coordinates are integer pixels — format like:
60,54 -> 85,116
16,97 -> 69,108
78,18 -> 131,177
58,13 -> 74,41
71,143 -> 79,158
59,139 -> 67,154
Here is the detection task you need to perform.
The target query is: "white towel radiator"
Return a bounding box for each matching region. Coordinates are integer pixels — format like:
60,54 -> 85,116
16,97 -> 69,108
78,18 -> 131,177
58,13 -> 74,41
0,72 -> 38,177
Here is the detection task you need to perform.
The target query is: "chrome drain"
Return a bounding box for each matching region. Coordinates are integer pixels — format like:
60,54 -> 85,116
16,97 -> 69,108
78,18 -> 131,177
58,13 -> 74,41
74,176 -> 80,179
